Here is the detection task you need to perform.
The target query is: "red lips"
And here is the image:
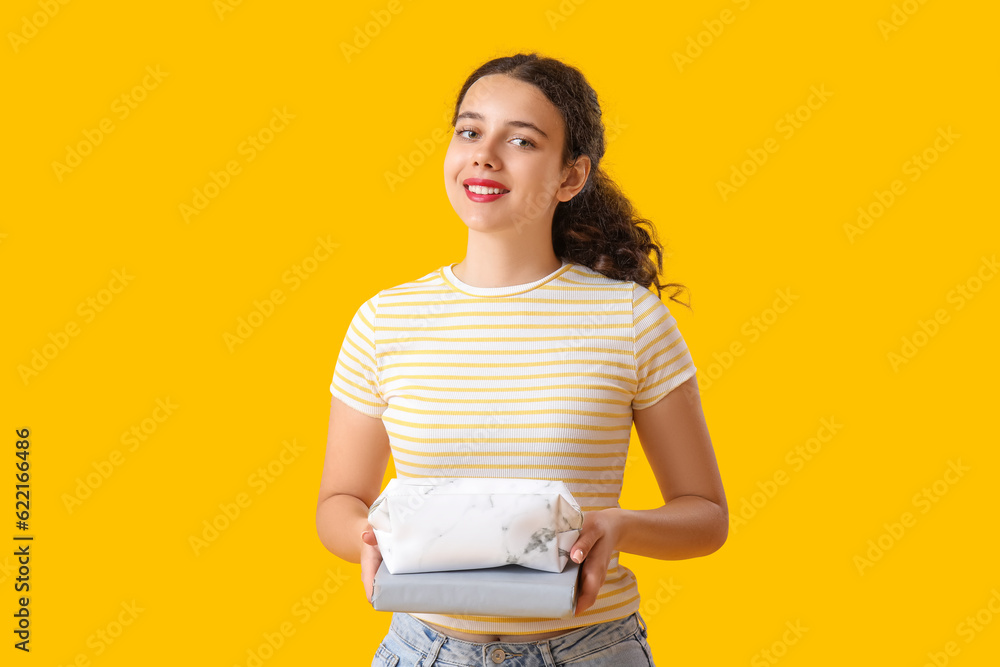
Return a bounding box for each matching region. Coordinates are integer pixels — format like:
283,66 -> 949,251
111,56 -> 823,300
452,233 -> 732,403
463,178 -> 510,191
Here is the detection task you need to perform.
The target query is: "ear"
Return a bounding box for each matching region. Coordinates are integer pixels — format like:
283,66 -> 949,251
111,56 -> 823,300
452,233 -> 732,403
557,155 -> 592,203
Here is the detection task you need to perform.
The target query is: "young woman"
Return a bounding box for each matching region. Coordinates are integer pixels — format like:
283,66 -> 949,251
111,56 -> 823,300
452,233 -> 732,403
317,52 -> 728,666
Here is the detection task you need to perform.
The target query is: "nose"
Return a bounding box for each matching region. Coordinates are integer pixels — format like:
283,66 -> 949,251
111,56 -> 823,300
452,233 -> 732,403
471,137 -> 501,170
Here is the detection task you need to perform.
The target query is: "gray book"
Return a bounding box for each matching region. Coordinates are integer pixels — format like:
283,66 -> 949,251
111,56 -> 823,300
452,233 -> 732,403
371,560 -> 581,618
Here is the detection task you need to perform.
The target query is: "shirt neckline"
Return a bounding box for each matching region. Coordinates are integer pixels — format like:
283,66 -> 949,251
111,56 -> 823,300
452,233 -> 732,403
441,260 -> 573,297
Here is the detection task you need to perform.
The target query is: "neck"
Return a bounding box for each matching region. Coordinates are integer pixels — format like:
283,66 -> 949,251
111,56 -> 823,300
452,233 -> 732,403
451,235 -> 563,289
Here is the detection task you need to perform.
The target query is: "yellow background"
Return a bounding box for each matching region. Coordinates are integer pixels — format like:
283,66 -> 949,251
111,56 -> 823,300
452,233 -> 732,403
3,0 -> 998,664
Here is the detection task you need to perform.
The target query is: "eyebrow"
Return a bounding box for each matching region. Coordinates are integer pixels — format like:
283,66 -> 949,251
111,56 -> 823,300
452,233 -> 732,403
455,111 -> 549,139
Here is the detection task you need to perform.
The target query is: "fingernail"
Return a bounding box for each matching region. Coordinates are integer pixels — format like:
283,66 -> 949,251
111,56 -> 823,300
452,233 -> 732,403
573,549 -> 583,562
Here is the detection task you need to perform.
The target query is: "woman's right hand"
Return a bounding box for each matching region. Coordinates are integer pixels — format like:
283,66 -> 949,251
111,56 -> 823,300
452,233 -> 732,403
360,525 -> 382,604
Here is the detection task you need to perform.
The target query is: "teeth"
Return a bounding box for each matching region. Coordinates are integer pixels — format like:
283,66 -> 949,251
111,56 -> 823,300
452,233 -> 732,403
467,184 -> 507,195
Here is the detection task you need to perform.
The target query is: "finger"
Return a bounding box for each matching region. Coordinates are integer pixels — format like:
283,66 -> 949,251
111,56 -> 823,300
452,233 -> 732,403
360,568 -> 372,603
569,532 -> 597,563
362,560 -> 381,603
574,561 -> 606,615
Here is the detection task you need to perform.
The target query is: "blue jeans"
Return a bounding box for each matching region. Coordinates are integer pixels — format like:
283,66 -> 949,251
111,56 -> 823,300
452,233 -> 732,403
372,611 -> 656,666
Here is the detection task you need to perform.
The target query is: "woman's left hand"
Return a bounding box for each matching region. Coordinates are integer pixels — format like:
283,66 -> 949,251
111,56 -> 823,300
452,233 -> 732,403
567,507 -> 625,616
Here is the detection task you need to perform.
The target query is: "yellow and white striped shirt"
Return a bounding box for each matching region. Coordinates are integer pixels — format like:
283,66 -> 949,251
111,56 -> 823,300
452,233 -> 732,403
330,259 -> 697,634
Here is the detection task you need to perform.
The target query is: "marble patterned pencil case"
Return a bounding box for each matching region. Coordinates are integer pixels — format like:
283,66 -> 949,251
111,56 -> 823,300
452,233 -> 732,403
367,477 -> 584,575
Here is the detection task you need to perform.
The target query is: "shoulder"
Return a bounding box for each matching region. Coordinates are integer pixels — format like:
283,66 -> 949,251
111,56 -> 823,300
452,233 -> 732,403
630,281 -> 664,311
560,262 -> 638,297
352,266 -> 446,312
378,266 -> 447,301
567,265 -> 663,309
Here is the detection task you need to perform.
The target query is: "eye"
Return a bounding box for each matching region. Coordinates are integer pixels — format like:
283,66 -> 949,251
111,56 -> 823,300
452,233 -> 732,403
455,127 -> 535,149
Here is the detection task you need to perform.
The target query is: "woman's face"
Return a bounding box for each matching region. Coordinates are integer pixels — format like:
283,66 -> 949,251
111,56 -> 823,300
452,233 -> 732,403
443,74 -> 585,236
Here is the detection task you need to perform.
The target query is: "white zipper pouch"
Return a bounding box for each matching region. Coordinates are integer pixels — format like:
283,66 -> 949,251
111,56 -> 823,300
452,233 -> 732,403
367,477 -> 584,575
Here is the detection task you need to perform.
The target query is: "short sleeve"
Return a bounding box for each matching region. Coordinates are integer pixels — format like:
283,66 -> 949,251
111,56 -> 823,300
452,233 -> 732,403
632,283 -> 698,410
330,292 -> 387,418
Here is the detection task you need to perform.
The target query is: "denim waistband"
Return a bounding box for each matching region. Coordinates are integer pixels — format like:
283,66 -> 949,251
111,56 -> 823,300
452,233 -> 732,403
387,611 -> 646,666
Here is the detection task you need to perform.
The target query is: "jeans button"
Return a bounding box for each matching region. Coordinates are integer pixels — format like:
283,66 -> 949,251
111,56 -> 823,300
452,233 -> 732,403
490,647 -> 505,663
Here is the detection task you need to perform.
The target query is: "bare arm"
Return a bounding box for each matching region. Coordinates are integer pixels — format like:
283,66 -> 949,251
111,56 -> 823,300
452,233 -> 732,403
315,396 -> 391,564
619,374 -> 728,559
569,374 -> 728,614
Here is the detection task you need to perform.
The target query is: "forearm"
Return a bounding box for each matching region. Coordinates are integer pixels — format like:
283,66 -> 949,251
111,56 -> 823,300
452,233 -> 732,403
316,493 -> 370,563
614,495 -> 728,560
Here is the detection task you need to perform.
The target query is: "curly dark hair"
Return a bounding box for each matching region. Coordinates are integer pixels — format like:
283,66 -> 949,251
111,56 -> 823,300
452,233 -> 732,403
450,51 -> 690,308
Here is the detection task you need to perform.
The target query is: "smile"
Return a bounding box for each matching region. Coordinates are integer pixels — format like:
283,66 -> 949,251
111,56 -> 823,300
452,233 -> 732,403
466,184 -> 508,194
463,184 -> 510,202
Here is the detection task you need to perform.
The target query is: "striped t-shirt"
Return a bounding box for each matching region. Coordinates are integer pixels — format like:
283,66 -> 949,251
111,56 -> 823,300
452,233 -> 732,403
329,259 -> 698,634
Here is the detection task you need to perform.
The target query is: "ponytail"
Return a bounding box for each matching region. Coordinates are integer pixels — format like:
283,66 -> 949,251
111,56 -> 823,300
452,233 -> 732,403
553,165 -> 689,307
